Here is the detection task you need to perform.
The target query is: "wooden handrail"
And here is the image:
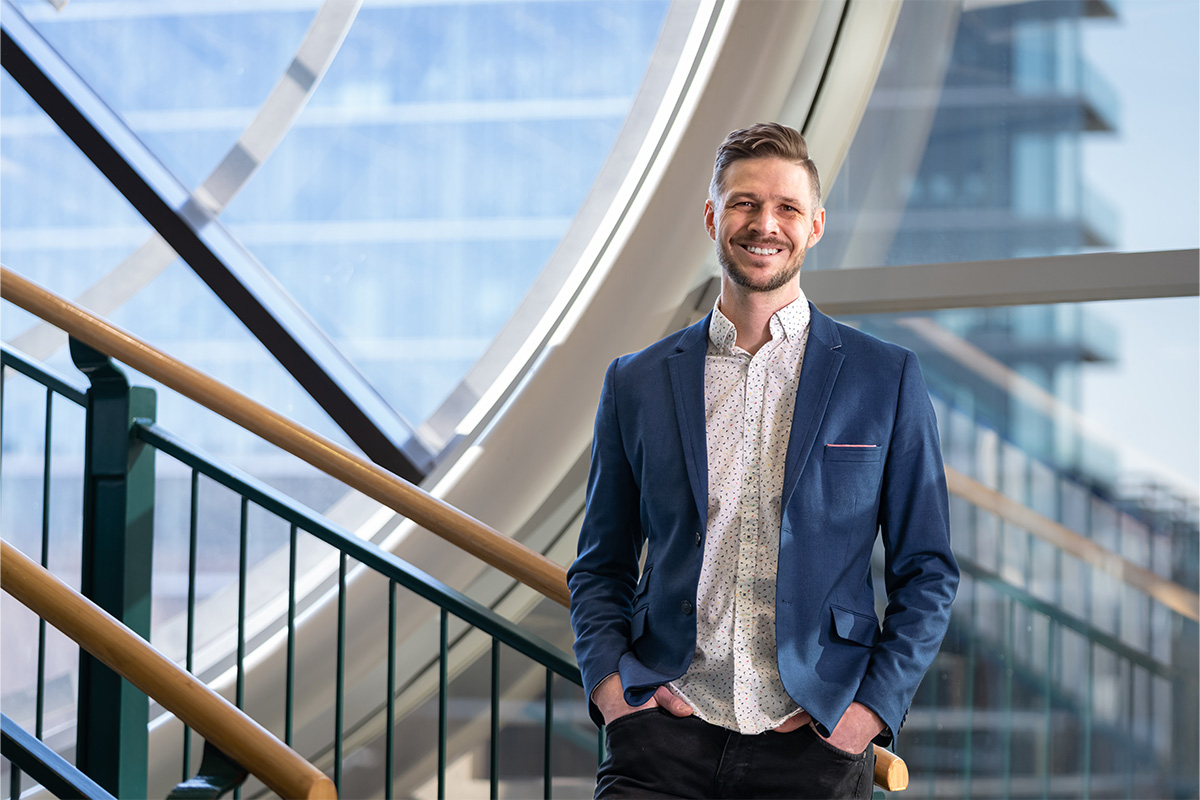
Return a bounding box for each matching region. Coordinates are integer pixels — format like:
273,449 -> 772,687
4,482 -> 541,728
0,266 -> 571,607
1,268 -> 913,790
946,467 -> 1200,621
0,534 -> 906,796
0,539 -> 336,800
876,748 -> 908,792
5,268 -> 1192,621
8,266 -> 1195,787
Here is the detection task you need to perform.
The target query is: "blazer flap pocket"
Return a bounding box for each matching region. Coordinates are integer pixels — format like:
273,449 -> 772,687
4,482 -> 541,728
830,605 -> 880,647
632,564 -> 653,601
824,444 -> 882,462
630,606 -> 648,641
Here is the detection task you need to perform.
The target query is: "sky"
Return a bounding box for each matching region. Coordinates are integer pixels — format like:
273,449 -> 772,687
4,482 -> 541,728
1078,0 -> 1199,494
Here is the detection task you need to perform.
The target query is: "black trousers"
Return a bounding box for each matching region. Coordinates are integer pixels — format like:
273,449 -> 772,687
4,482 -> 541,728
595,708 -> 875,800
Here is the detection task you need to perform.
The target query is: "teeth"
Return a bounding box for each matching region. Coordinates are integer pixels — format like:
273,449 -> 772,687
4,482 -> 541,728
746,246 -> 780,255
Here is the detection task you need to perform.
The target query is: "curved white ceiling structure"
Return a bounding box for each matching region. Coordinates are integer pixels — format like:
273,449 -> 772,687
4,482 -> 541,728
142,2 -> 910,794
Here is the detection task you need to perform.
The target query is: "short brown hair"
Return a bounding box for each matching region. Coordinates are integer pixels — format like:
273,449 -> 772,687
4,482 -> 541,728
710,122 -> 821,209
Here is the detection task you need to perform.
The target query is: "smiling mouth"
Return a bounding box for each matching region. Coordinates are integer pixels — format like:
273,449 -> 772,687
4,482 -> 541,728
738,243 -> 783,256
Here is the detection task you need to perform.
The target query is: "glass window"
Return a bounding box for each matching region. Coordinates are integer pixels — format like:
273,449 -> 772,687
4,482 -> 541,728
807,0 -> 1198,270
12,1 -> 316,188
219,1 -> 671,423
844,296 -> 1197,795
5,0 -> 671,438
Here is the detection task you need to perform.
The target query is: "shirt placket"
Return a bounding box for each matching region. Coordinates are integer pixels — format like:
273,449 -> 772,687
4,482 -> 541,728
733,346 -> 770,728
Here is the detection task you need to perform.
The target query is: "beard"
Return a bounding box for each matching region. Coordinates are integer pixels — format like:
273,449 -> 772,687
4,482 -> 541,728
716,239 -> 807,293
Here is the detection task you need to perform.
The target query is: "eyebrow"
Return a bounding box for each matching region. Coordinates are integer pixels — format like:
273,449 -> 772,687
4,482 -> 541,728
726,191 -> 808,210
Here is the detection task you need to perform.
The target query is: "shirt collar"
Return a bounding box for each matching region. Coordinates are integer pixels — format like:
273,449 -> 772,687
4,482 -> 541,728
708,288 -> 810,354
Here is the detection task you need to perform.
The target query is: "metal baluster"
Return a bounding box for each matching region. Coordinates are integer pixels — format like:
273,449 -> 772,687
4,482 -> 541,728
1082,643 -> 1093,800
36,388 -> 51,745
183,469 -> 199,779
924,648 -> 939,800
0,362 -> 6,800
385,581 -> 396,800
491,639 -> 500,800
237,497 -> 249,712
286,524 -> 297,748
1082,493 -> 1095,800
335,552 -> 346,794
963,577 -> 976,800
0,364 -> 6,800
1043,619 -> 1055,800
438,609 -> 448,800
1003,595 -> 1014,800
544,668 -> 553,800
1124,662 -> 1135,800
235,497 -> 248,800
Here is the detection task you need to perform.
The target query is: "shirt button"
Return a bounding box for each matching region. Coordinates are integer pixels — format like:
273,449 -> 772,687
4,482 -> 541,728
681,600 -> 694,615
694,532 -> 702,546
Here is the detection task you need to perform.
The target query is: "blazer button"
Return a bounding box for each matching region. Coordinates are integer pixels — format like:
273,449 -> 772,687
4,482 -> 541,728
681,600 -> 694,615
694,532 -> 702,547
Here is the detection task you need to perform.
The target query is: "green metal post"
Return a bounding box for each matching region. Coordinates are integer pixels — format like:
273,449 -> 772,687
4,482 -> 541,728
71,338 -> 156,800
491,639 -> 500,800
544,668 -> 553,800
439,609 -> 448,800
386,580 -> 396,800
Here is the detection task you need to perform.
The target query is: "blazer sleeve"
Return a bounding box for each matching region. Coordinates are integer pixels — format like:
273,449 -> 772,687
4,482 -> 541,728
567,358 -> 646,726
854,350 -> 959,744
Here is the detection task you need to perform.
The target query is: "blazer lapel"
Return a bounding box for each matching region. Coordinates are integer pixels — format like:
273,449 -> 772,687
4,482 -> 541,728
781,305 -> 844,506
667,314 -> 711,529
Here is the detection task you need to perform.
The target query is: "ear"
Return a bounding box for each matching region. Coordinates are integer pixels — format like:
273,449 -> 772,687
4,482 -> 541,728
807,207 -> 826,248
704,199 -> 716,241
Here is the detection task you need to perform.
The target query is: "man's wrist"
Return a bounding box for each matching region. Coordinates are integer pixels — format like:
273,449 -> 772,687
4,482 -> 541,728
851,702 -> 885,737
592,673 -> 627,722
590,672 -> 620,702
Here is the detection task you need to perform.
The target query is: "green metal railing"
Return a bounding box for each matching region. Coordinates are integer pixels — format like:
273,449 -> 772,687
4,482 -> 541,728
1,342 -> 598,799
899,395 -> 1198,799
1,713 -> 115,800
136,420 -> 595,798
1,345 -> 87,800
4,333 -> 1196,799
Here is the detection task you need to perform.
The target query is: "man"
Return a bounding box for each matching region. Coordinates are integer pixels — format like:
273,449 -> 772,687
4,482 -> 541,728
567,123 -> 958,799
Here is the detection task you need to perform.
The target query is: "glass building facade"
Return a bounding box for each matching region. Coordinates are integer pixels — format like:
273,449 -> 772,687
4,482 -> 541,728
2,0 -> 1196,797
804,1 -> 1198,795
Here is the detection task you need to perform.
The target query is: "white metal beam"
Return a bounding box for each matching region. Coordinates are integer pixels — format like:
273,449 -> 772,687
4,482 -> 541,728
802,249 -> 1199,315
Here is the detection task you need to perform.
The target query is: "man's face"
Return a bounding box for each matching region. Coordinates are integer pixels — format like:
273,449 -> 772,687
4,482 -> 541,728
705,157 -> 825,295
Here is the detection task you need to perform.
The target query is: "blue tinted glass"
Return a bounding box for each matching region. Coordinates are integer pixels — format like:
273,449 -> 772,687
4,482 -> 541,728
0,71 -> 152,317
843,296 -> 1196,795
222,1 -> 670,423
809,0 -> 1198,269
14,2 -> 315,188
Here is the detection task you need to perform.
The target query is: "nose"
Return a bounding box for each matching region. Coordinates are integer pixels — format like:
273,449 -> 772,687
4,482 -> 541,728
748,206 -> 779,234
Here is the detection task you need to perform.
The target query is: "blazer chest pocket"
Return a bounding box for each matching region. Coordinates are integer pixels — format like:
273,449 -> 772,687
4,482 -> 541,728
830,605 -> 880,647
823,444 -> 882,463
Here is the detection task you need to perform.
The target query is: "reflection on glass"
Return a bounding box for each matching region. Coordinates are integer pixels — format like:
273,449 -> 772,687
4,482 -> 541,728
222,1 -> 670,424
810,0 -> 1197,271
839,297 -> 1197,796
2,3 -> 669,794
13,2 -> 316,188
809,9 -> 1198,788
0,71 -> 152,317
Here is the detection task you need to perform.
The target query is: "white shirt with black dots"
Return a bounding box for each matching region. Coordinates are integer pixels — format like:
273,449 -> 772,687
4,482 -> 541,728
669,291 -> 810,735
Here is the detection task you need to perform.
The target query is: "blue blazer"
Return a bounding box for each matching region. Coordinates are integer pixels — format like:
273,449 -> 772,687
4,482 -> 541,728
567,304 -> 958,744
